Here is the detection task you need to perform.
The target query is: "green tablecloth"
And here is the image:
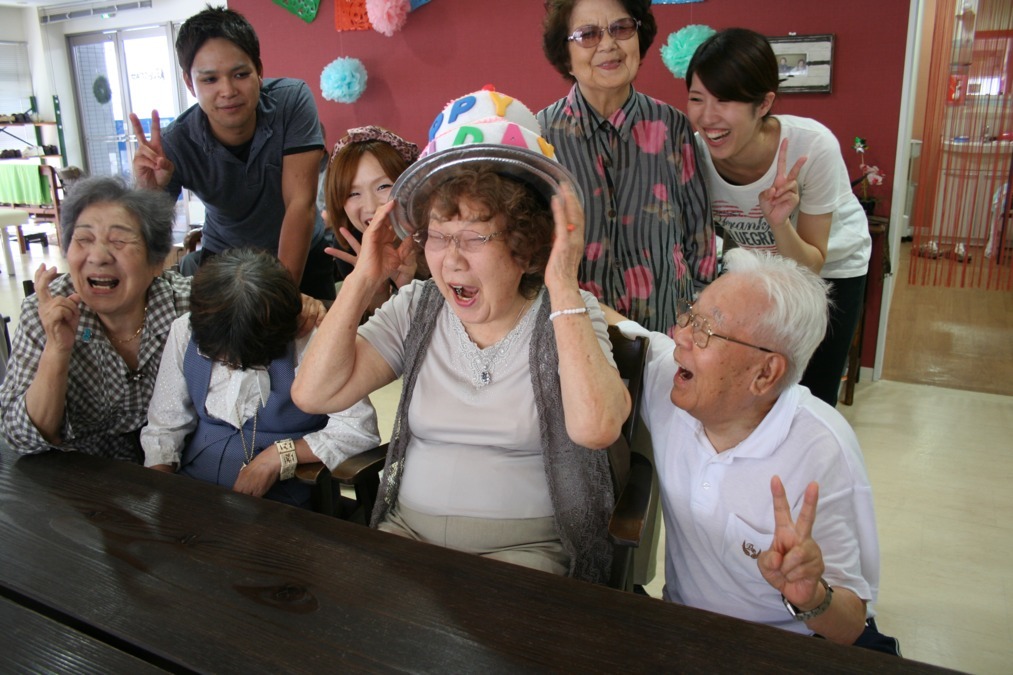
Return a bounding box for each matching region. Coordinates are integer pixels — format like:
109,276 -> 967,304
0,165 -> 52,206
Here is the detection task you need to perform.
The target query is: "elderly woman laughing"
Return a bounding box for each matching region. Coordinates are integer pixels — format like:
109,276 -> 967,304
1,177 -> 190,460
293,89 -> 630,582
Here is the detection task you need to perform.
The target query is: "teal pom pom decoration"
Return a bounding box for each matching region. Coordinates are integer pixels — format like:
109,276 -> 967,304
321,57 -> 367,103
661,25 -> 716,79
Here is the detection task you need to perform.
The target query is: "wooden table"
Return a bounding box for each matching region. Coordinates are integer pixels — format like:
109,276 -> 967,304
0,595 -> 165,673
0,444 -> 952,673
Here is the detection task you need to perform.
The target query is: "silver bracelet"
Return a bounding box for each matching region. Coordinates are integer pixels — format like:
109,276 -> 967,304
782,578 -> 833,621
548,307 -> 589,322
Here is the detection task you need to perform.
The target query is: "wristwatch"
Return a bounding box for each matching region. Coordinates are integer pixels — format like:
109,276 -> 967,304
276,439 -> 298,481
782,578 -> 833,621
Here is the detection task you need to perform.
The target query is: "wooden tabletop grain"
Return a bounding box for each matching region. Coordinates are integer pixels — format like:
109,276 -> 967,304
0,445 -> 953,674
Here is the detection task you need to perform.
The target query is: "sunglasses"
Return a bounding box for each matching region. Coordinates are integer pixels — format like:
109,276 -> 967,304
566,17 -> 641,49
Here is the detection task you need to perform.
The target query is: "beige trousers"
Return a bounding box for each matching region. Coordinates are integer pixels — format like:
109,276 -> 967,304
379,503 -> 570,576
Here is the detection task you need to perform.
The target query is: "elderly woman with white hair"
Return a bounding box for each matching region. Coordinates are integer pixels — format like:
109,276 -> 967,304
606,248 -> 896,653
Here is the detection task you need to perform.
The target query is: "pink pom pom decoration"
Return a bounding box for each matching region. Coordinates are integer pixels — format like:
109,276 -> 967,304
366,0 -> 409,37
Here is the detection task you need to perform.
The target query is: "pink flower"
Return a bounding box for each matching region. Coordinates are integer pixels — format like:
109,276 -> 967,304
579,280 -> 604,298
585,241 -> 603,261
681,142 -> 697,184
653,183 -> 668,202
366,0 -> 409,37
671,246 -> 688,281
700,238 -> 718,279
624,265 -> 654,299
857,162 -> 886,198
632,120 -> 667,154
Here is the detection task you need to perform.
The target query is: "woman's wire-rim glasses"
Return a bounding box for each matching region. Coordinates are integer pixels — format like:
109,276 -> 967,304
566,18 -> 641,49
675,301 -> 777,354
412,229 -> 505,254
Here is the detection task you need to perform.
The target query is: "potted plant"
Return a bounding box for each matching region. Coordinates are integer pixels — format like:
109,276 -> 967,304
851,137 -> 885,216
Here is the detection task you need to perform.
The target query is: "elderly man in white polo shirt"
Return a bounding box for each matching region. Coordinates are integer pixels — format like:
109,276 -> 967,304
609,248 -> 895,652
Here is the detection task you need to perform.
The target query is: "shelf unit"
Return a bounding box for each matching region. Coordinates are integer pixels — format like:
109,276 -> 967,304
0,96 -> 66,164
0,96 -> 66,252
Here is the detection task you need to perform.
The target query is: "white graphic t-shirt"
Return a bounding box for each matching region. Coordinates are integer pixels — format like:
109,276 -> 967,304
697,115 -> 871,279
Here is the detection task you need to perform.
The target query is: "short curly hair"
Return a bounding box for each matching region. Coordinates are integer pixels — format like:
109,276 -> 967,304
542,0 -> 658,81
189,249 -> 301,370
410,167 -> 553,299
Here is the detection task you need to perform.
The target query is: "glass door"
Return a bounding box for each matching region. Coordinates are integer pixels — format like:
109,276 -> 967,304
68,25 -> 184,178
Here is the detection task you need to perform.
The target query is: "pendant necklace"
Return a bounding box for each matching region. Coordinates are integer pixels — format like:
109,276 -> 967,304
235,400 -> 261,468
453,297 -> 533,389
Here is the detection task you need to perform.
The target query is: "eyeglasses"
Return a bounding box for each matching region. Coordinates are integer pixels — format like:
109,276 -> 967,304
412,229 -> 505,253
566,18 -> 641,49
675,300 -> 776,354
197,346 -> 249,371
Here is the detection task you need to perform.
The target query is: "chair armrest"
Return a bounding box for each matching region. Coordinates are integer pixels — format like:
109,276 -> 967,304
295,461 -> 330,485
330,444 -> 387,484
608,453 -> 653,547
295,445 -> 387,485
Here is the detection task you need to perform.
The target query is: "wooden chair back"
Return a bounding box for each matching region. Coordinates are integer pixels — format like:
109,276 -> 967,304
604,325 -> 654,591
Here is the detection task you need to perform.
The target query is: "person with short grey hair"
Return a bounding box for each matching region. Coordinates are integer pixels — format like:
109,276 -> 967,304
608,248 -> 894,651
59,175 -> 175,265
141,249 -> 379,507
1,176 -> 191,461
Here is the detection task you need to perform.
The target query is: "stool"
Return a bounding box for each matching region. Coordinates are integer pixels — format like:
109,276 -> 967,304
0,208 -> 31,277
20,227 -> 50,253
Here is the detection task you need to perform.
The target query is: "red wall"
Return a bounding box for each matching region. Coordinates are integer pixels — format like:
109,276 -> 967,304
232,0 -> 911,370
231,0 -> 910,197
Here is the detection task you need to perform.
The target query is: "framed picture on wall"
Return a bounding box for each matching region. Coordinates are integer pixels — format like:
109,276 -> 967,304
768,34 -> 835,93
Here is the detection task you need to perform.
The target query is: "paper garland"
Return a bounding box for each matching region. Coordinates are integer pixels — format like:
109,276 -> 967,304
273,0 -> 321,23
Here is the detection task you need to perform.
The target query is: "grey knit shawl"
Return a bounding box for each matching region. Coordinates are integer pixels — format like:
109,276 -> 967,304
369,280 -> 614,583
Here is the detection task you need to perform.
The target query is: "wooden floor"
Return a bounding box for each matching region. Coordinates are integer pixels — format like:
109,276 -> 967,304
882,242 -> 1013,396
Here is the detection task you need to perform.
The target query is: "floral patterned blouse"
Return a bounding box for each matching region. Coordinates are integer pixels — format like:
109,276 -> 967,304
538,84 -> 715,336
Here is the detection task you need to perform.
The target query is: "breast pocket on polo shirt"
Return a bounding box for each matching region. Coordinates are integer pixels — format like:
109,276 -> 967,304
244,160 -> 282,194
723,514 -> 774,584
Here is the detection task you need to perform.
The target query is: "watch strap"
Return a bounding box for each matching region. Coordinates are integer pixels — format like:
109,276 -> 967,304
782,578 -> 833,621
276,439 -> 298,481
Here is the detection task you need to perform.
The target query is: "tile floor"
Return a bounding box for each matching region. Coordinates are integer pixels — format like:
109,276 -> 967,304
2,236 -> 1010,674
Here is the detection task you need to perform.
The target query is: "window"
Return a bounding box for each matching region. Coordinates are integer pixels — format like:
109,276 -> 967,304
0,41 -> 33,114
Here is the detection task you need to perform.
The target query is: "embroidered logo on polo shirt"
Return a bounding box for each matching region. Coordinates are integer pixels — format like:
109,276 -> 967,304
741,541 -> 760,559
